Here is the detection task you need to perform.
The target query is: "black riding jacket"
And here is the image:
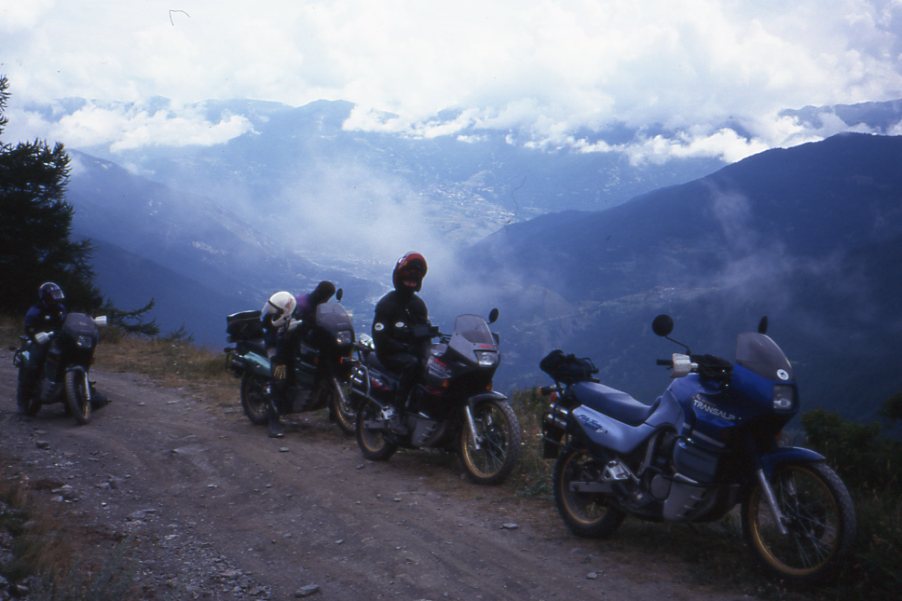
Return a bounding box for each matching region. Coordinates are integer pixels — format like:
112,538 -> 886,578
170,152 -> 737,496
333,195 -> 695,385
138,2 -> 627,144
372,289 -> 429,361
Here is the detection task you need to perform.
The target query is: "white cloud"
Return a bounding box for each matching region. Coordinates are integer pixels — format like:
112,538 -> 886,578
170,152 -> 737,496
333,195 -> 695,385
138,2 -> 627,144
9,102 -> 253,151
1,0 -> 900,157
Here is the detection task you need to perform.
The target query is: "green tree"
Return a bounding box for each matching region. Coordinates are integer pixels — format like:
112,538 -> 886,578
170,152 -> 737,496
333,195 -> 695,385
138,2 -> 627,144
0,75 -> 101,314
882,392 -> 902,422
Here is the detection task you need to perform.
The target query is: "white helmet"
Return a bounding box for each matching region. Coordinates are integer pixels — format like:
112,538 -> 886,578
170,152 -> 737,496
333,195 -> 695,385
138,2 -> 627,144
263,291 -> 297,328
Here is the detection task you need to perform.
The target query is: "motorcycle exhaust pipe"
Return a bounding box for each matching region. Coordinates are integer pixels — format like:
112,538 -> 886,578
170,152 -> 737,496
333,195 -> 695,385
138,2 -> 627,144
543,405 -> 570,430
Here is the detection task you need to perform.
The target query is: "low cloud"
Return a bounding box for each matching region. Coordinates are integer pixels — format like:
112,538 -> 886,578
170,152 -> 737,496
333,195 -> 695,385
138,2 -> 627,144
7,101 -> 253,151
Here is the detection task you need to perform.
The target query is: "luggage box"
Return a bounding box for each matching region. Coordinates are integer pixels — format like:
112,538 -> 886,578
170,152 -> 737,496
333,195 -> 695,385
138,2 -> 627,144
226,310 -> 263,341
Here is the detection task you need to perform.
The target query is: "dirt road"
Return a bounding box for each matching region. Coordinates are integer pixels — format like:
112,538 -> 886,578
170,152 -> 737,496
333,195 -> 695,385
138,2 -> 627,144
0,345 -> 760,601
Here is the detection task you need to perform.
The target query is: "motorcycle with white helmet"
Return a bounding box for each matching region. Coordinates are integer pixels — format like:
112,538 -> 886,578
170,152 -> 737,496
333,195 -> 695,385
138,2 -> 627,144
224,287 -> 358,434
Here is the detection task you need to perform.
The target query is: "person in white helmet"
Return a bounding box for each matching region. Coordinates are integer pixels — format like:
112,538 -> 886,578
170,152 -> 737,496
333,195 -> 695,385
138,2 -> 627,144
260,291 -> 297,438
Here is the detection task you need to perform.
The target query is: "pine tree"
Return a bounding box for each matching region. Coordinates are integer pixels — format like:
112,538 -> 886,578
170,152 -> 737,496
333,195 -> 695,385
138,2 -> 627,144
0,75 -> 101,313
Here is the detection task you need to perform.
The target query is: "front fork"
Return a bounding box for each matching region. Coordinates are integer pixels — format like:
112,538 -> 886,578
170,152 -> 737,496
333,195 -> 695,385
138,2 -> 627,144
83,369 -> 93,402
463,404 -> 482,451
66,366 -> 93,402
332,376 -> 350,407
756,468 -> 789,536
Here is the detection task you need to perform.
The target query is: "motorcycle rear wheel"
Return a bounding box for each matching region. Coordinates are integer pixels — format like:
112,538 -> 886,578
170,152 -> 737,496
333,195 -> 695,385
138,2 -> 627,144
321,379 -> 356,435
355,401 -> 397,461
64,370 -> 91,425
240,373 -> 270,425
458,399 -> 521,485
742,461 -> 856,582
553,445 -> 625,538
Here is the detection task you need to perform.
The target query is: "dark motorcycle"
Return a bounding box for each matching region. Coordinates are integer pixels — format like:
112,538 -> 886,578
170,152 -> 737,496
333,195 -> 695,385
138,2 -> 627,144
224,291 -> 357,434
540,314 -> 856,582
350,309 -> 521,485
13,313 -> 108,425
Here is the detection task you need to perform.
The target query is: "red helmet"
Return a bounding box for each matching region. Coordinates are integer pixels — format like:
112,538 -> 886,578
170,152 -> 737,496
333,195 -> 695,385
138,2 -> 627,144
392,252 -> 427,292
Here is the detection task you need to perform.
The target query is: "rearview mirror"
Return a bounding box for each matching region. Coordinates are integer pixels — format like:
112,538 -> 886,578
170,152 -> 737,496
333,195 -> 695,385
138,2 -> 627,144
651,314 -> 673,337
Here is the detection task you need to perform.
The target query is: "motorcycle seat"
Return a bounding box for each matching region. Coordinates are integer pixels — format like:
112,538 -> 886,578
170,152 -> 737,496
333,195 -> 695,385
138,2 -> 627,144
571,381 -> 658,426
237,338 -> 267,355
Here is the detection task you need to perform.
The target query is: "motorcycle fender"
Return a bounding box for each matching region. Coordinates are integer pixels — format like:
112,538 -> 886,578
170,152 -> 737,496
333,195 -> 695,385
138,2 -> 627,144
466,391 -> 508,408
235,352 -> 271,378
759,446 -> 825,477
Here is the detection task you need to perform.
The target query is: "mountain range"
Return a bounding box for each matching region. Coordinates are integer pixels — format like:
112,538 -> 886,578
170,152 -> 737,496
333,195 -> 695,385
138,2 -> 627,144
52,97 -> 902,422
466,133 -> 902,421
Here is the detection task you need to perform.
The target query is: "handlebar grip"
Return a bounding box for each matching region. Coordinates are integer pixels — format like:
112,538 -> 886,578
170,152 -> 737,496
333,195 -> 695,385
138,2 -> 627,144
656,359 -> 671,366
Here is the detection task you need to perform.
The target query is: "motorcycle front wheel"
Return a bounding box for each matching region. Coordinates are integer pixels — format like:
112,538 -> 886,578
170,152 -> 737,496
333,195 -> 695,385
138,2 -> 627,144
553,445 -> 625,538
742,461 -> 856,582
240,373 -> 270,425
64,370 -> 91,425
458,399 -> 521,485
321,378 -> 356,435
355,401 -> 397,461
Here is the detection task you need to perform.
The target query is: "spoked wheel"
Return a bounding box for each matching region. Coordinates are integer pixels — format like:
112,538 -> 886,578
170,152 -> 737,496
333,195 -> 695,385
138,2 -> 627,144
553,445 -> 625,538
355,401 -> 397,461
64,370 -> 92,425
742,461 -> 856,582
459,399 -> 521,485
323,378 -> 357,435
240,373 -> 270,425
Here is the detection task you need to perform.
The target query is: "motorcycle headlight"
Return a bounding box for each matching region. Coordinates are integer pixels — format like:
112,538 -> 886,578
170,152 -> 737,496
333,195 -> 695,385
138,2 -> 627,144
336,330 -> 353,345
773,384 -> 796,412
76,335 -> 95,349
476,351 -> 498,367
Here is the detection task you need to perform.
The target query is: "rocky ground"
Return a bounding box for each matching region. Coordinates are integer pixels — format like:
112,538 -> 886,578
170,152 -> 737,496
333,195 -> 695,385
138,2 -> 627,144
0,344 -> 764,601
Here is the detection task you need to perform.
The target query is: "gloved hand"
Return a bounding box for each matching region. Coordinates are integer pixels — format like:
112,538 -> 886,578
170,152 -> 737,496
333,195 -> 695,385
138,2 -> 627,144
273,364 -> 287,380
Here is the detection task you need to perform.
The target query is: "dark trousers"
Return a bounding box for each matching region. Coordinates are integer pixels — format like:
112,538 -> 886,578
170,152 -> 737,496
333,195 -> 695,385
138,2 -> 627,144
19,342 -> 49,396
379,352 -> 422,408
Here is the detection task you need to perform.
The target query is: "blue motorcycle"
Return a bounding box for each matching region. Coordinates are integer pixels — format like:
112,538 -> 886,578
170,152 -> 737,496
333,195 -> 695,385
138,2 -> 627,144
540,314 -> 856,582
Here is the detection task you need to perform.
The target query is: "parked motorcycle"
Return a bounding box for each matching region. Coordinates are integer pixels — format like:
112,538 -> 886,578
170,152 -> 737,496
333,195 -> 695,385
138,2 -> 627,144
540,314 -> 856,582
13,312 -> 108,425
351,309 -> 521,485
224,290 -> 357,434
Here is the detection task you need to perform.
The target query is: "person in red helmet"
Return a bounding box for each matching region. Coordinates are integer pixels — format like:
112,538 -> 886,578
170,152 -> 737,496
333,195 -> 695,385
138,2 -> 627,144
372,252 -> 431,431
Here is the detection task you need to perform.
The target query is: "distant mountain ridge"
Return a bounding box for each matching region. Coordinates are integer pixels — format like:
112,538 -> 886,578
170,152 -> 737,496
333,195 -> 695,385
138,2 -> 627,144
53,94 -> 902,422
466,133 -> 902,421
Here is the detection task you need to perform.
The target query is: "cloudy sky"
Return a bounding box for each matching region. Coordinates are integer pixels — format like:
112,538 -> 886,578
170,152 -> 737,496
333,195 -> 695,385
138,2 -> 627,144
1,0 -> 901,162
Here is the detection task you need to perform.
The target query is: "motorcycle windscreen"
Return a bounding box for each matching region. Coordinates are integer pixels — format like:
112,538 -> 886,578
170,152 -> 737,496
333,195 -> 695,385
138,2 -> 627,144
452,314 -> 494,344
735,332 -> 793,381
447,315 -> 496,363
315,303 -> 354,336
62,312 -> 99,344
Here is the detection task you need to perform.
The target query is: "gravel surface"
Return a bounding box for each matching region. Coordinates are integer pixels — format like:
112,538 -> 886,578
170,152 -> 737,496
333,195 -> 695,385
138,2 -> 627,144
0,345 -> 762,601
